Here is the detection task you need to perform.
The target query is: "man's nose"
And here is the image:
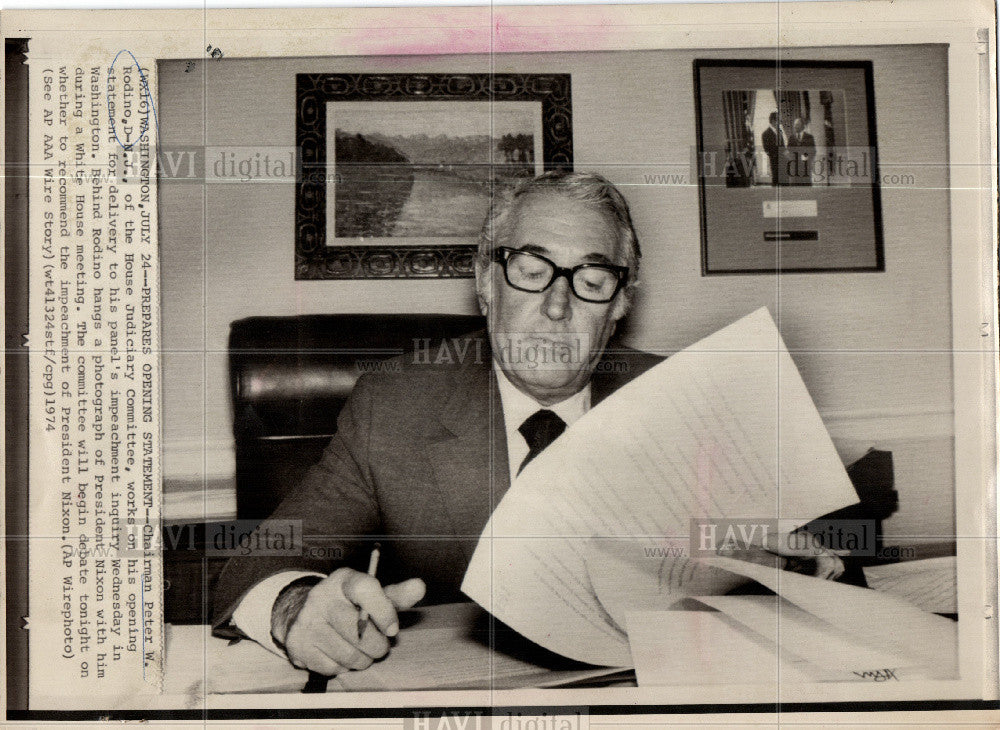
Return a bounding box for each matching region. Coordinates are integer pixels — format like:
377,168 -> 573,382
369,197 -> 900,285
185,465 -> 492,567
542,275 -> 573,321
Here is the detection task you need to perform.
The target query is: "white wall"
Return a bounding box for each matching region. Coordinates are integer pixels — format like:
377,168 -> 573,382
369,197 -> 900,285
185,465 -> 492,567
158,45 -> 953,539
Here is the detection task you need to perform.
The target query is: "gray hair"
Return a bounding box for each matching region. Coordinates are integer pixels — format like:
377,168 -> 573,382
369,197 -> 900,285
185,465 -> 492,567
475,170 -> 641,286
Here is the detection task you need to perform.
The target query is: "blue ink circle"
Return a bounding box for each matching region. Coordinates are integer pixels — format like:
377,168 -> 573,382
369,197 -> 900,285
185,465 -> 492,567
107,49 -> 160,150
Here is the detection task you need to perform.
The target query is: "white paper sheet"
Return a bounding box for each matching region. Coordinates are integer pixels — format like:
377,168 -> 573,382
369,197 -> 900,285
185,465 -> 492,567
462,308 -> 859,665
332,625 -> 625,691
625,607 -> 817,686
863,556 -> 958,614
693,595 -> 923,681
584,537 -> 774,631
627,592 -> 935,686
166,604 -> 627,695
705,554 -> 958,678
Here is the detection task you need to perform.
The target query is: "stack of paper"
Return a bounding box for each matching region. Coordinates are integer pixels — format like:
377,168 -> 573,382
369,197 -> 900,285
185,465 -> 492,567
461,308 -> 958,681
863,556 -> 957,614
462,308 -> 859,665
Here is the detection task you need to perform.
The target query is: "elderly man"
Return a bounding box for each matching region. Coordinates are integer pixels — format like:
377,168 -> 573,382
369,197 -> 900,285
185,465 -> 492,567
212,171 -> 841,676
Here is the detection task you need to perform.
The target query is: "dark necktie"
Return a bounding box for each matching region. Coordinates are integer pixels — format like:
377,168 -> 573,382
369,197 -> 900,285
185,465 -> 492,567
517,409 -> 567,475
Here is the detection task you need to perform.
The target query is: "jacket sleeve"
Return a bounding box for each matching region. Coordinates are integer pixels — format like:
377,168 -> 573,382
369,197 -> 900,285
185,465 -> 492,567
211,374 -> 383,636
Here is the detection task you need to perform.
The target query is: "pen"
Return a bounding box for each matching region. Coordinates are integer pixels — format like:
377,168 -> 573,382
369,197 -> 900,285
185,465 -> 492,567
303,671 -> 328,693
356,542 -> 381,638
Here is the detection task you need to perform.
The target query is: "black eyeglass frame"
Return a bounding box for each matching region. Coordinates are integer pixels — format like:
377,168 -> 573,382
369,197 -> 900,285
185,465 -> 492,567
490,246 -> 630,304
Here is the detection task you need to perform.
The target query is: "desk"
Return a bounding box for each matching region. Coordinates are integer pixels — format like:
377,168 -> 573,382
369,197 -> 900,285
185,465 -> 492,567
163,602 -> 633,695
163,550 -> 956,694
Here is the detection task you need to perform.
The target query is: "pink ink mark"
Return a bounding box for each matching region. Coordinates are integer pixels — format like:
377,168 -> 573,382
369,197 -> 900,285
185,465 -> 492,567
335,7 -> 623,58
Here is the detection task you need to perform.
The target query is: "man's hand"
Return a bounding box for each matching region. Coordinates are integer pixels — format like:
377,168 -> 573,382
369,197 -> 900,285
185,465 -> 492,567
764,531 -> 847,580
718,531 -> 847,581
270,568 -> 425,675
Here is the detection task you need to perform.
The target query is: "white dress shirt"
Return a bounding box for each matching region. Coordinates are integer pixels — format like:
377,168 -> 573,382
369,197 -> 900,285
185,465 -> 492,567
492,361 -> 590,478
231,360 -> 592,656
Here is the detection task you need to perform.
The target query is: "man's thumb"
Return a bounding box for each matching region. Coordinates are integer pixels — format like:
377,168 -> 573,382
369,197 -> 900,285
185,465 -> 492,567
384,578 -> 426,610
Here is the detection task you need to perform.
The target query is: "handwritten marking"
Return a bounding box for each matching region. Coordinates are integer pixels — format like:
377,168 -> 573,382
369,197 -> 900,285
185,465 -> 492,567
852,668 -> 899,681
107,49 -> 160,150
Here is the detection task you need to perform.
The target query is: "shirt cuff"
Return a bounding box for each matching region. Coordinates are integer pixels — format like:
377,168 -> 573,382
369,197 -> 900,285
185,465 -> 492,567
231,570 -> 325,657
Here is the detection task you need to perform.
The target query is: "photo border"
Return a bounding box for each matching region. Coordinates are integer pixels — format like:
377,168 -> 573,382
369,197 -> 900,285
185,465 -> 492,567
3,1 -> 996,720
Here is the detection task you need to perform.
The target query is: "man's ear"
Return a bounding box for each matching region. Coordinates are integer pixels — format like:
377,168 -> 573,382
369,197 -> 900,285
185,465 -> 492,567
473,258 -> 490,317
610,281 -> 637,322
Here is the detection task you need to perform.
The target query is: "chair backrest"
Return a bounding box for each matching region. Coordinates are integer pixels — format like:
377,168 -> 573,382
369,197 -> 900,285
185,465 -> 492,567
229,313 -> 486,520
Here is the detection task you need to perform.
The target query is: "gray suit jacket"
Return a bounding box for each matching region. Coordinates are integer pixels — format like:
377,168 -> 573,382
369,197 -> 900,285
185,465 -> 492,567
211,330 -> 662,636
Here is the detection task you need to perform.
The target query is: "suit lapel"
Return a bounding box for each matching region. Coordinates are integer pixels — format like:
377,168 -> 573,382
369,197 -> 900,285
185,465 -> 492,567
426,336 -> 510,562
591,346 -> 627,406
592,343 -> 663,406
421,335 -> 660,561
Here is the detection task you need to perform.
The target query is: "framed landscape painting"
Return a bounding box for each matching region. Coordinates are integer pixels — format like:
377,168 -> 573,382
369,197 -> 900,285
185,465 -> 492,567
295,73 -> 573,279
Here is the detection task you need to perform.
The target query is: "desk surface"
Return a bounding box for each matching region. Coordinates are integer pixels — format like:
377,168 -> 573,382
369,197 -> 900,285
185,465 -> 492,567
163,554 -> 956,695
164,602 -> 632,695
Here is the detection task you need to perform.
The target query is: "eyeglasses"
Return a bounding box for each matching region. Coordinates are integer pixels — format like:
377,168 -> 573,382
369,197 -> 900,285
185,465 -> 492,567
491,246 -> 629,304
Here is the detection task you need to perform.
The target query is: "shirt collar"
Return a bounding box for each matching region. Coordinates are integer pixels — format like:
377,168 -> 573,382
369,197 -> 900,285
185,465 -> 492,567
492,360 -> 591,430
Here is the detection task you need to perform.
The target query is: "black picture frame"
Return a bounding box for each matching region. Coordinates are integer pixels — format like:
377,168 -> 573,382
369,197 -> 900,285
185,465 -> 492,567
295,73 -> 573,279
693,59 -> 884,274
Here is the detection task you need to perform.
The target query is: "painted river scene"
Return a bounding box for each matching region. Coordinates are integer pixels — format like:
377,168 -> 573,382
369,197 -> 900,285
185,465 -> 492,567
330,102 -> 540,240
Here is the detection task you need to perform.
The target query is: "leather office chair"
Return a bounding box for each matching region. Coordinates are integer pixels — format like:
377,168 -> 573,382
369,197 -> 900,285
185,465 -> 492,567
229,313 -> 486,521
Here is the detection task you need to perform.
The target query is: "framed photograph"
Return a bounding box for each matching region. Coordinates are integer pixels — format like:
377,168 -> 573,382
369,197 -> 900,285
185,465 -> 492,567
295,73 -> 573,279
694,60 -> 884,274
